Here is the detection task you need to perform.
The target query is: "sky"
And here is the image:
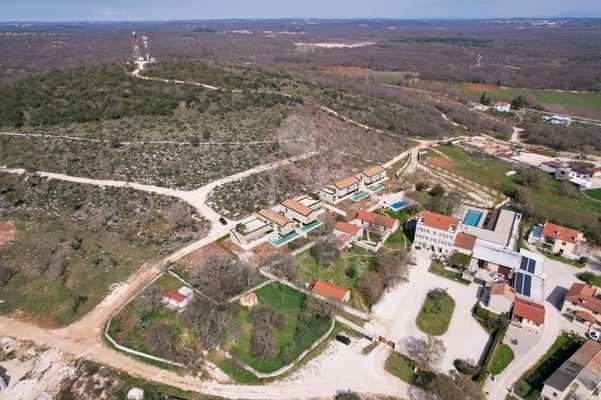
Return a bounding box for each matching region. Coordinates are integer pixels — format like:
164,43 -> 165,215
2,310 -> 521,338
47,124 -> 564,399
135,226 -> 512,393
1,0 -> 600,22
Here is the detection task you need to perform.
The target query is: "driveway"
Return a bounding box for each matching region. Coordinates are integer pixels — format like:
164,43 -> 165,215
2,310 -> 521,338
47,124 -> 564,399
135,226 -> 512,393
368,249 -> 490,373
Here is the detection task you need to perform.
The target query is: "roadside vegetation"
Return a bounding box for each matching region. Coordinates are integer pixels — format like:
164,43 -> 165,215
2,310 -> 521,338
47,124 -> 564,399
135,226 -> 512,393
0,173 -> 207,326
490,344 -> 514,375
57,360 -> 222,400
514,331 -> 586,400
577,271 -> 601,288
386,336 -> 483,400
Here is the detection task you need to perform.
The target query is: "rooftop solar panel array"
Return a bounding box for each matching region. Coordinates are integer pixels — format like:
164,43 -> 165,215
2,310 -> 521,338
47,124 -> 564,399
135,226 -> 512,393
514,271 -> 532,297
519,256 -> 536,274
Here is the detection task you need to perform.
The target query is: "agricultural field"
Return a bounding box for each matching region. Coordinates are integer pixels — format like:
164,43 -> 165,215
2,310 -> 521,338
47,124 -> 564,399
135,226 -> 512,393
429,144 -> 601,242
462,83 -> 601,109
0,173 -> 207,326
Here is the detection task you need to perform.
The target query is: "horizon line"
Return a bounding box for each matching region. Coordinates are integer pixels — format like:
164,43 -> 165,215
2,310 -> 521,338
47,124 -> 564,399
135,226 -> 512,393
2,16 -> 601,24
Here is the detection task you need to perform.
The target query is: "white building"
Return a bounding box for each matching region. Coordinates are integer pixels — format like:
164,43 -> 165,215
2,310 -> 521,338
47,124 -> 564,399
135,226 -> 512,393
493,102 -> 511,112
414,210 -> 460,254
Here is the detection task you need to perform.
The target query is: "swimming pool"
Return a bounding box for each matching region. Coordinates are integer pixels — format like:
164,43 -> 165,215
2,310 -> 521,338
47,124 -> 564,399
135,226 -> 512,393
390,200 -> 408,211
463,209 -> 483,227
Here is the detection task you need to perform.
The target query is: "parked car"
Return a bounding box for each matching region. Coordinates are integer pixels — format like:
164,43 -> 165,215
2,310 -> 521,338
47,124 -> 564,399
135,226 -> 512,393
335,335 -> 351,345
587,331 -> 601,341
219,217 -> 228,225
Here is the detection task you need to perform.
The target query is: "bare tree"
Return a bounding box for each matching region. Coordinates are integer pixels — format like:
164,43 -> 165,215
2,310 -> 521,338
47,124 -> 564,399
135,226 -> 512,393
404,335 -> 446,370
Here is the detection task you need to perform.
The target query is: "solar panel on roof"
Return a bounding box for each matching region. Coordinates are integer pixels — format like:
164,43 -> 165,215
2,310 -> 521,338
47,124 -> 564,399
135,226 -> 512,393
520,257 -> 528,271
523,274 -> 532,297
515,272 -> 523,293
528,258 -> 536,273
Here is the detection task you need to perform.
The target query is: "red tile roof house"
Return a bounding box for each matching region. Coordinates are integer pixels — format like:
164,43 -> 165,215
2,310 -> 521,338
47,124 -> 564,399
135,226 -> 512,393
161,287 -> 194,310
355,210 -> 399,252
538,221 -> 587,260
240,292 -> 259,308
312,280 -> 351,302
333,221 -> 363,251
561,283 -> 601,330
487,282 -> 515,314
512,297 -> 545,332
413,210 -> 460,254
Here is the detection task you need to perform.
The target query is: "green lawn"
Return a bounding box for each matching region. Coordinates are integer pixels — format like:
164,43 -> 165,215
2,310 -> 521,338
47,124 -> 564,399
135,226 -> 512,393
295,246 -> 371,310
230,282 -> 331,373
385,352 -> 419,383
429,262 -> 471,286
514,332 -> 586,399
577,272 -> 601,288
416,292 -> 456,336
461,84 -> 601,108
585,188 -> 601,201
379,208 -> 415,248
490,344 -> 514,375
361,341 -> 379,355
434,145 -> 515,190
107,273 -> 190,357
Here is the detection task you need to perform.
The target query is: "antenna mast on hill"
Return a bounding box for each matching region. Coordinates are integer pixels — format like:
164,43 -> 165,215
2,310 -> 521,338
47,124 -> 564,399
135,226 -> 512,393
132,31 -> 141,61
142,36 -> 150,62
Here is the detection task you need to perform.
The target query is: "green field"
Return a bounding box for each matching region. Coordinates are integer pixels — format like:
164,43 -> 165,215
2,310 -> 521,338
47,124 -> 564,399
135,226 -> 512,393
586,188 -> 601,201
385,352 -> 421,383
490,344 -> 514,375
462,84 -> 601,108
231,282 -> 332,373
432,144 -> 601,242
416,291 -> 455,336
295,246 -> 371,310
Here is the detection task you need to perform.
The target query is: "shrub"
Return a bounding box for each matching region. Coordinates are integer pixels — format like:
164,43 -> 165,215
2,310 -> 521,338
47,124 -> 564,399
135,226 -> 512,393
577,271 -> 594,283
415,182 -> 428,191
430,184 -> 445,197
453,358 -> 481,378
345,266 -> 357,278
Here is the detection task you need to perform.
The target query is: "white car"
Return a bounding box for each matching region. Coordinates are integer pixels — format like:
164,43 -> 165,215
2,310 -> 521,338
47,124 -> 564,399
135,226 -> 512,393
587,331 -> 600,341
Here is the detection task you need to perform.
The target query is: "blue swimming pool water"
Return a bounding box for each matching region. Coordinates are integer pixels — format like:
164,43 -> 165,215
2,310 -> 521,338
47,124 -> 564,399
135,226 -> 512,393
390,201 -> 408,211
463,210 -> 483,227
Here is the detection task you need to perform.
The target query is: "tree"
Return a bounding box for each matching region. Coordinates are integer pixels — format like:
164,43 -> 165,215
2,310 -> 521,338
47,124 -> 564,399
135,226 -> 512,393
517,168 -> 543,189
405,335 -> 446,370
453,358 -> 481,377
335,391 -> 362,400
427,371 -> 484,400
511,95 -> 525,109
429,184 -> 445,197
310,235 -> 338,266
479,92 -> 490,106
266,252 -> 298,283
415,182 -> 428,191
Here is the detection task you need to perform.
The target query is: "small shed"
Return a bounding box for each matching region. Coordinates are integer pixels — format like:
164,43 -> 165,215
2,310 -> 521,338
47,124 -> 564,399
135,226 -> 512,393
240,292 -> 258,307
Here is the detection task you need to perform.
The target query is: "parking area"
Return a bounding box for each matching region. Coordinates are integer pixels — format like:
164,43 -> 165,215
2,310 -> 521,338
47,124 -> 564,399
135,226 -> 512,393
368,249 -> 490,372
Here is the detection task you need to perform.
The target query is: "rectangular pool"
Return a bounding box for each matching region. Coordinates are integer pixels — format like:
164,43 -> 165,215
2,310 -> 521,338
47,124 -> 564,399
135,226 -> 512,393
463,209 -> 483,227
351,191 -> 371,202
390,200 -> 408,211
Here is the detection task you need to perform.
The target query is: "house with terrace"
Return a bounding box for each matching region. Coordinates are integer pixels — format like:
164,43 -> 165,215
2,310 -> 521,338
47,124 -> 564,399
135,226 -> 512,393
319,175 -> 361,204
561,283 -> 601,331
257,208 -> 299,246
414,210 -> 460,254
486,282 -> 515,314
229,217 -> 273,249
533,221 -> 587,260
355,210 -> 399,252
459,207 -> 522,249
358,164 -> 387,186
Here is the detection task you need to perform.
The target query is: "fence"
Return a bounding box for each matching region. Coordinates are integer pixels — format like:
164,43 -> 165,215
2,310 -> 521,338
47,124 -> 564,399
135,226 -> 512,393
229,318 -> 336,379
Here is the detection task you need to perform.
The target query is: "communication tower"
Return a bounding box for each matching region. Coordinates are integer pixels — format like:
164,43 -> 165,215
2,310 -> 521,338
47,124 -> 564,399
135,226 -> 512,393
131,31 -> 141,61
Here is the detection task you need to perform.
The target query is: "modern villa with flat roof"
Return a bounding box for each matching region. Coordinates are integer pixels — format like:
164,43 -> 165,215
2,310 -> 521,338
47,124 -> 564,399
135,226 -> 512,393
319,175 -> 361,204
229,217 -> 273,249
460,208 -> 522,249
